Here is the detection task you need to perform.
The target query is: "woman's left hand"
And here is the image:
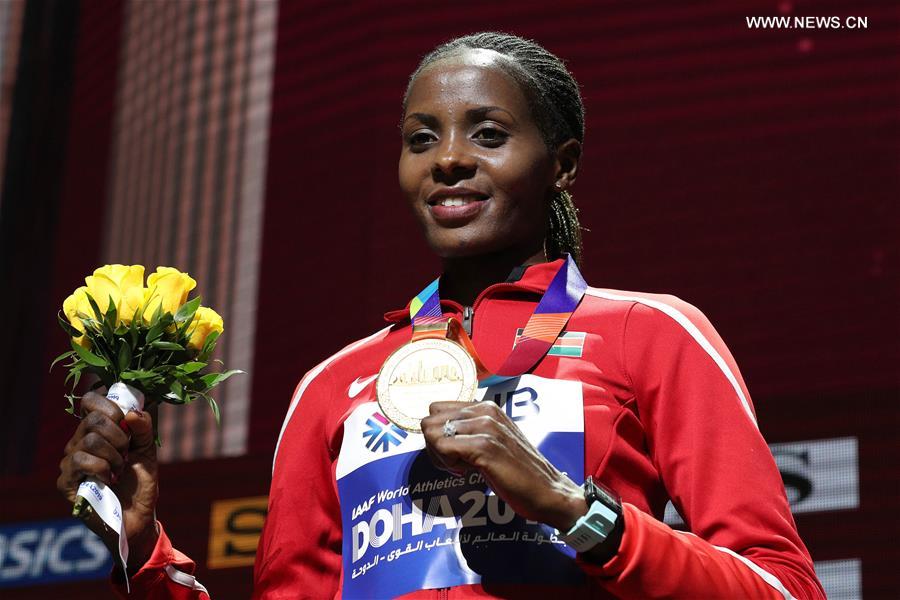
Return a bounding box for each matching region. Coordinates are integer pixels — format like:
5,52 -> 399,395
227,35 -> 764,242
421,401 -> 586,531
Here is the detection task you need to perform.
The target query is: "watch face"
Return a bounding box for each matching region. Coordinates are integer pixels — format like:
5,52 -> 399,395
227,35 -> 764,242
594,485 -> 616,507
585,477 -> 621,513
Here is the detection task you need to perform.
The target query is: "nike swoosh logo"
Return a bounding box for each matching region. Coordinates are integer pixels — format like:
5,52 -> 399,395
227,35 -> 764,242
348,374 -> 378,398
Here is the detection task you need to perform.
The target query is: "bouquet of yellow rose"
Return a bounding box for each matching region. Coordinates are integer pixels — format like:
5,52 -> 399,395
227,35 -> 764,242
52,265 -> 242,582
53,264 -> 240,422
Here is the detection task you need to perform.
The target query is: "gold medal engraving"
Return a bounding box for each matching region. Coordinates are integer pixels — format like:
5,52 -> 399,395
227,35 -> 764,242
376,338 -> 478,432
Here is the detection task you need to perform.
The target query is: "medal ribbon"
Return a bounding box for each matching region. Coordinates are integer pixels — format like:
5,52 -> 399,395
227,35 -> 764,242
409,255 -> 587,388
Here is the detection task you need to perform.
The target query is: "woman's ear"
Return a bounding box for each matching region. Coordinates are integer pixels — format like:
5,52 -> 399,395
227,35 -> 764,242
553,138 -> 582,190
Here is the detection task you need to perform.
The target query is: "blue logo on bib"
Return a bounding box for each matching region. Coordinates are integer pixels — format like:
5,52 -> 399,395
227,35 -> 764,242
363,412 -> 408,453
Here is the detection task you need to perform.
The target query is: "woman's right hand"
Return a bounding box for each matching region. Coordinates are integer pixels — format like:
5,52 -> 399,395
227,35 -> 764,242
56,391 -> 160,570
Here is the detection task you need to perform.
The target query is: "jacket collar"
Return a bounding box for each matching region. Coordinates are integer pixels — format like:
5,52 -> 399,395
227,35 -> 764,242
383,259 -> 566,324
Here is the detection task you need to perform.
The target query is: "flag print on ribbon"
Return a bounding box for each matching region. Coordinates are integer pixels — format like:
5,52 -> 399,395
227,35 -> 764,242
514,329 -> 586,358
409,255 -> 588,388
363,412 -> 409,453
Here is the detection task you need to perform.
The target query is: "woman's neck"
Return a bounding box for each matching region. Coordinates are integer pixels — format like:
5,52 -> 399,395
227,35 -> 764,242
439,245 -> 547,306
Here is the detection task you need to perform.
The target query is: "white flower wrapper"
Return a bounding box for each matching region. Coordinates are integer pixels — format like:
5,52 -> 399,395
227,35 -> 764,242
74,382 -> 144,591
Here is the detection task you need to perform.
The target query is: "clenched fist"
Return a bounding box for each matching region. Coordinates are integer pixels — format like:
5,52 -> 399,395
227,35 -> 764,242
57,391 -> 160,570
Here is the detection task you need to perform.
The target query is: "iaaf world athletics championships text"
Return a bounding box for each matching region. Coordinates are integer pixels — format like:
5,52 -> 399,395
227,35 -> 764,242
746,16 -> 868,29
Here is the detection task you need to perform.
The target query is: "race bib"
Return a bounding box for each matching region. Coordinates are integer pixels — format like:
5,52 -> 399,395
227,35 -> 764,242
336,375 -> 585,597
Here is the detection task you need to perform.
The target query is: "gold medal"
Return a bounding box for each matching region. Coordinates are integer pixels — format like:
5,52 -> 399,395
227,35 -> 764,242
376,336 -> 478,433
383,258 -> 585,433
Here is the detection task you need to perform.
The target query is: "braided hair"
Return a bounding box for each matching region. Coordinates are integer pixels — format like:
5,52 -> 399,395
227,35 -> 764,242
404,32 -> 585,265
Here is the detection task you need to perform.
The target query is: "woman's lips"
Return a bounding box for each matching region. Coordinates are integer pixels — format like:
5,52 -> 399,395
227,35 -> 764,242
426,185 -> 490,226
427,195 -> 488,225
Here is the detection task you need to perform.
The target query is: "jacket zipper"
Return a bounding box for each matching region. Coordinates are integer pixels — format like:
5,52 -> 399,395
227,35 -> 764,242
462,305 -> 474,337
437,587 -> 449,599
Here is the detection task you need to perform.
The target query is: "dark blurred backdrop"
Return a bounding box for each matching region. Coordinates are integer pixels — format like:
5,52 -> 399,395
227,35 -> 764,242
0,0 -> 896,598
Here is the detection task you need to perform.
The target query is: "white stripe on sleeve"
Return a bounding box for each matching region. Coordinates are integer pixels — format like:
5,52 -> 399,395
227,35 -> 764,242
272,326 -> 392,472
712,544 -> 798,600
584,288 -> 757,427
676,532 -> 797,600
164,565 -> 209,594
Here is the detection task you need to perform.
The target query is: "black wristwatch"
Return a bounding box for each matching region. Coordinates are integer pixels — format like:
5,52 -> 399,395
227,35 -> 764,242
559,476 -> 623,553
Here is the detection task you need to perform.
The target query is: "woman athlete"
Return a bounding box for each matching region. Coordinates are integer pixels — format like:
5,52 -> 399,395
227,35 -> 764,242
57,33 -> 825,599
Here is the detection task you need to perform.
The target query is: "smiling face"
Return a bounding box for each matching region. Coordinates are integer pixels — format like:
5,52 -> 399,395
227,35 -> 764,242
399,50 -> 560,261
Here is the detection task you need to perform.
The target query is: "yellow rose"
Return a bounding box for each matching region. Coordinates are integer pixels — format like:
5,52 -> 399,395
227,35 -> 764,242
93,264 -> 144,290
83,264 -> 146,325
144,267 -> 197,321
62,286 -> 92,347
120,285 -> 147,325
186,306 -> 224,351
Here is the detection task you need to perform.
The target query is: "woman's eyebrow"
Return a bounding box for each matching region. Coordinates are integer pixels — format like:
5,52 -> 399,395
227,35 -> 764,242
403,112 -> 439,129
403,106 -> 517,129
467,106 -> 517,125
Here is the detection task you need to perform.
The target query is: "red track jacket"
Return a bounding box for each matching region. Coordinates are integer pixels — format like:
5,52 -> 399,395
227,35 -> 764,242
116,260 -> 824,599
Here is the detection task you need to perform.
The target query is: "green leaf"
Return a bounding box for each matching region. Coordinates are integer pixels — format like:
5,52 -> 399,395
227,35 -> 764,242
150,302 -> 164,327
178,361 -> 206,374
201,329 -> 220,354
197,330 -> 221,361
65,394 -> 77,415
159,313 -> 175,332
117,341 -> 132,374
64,362 -> 84,381
150,340 -> 184,351
57,312 -> 83,339
174,296 -> 202,325
199,369 -> 244,390
105,294 -> 118,329
140,289 -> 156,312
50,350 -> 77,372
85,293 -> 105,321
146,322 -> 164,344
80,316 -> 102,335
65,366 -> 83,390
71,339 -> 109,368
81,327 -> 114,364
206,395 -> 220,424
129,312 -> 140,346
163,381 -> 192,404
100,314 -> 116,345
120,369 -> 161,381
